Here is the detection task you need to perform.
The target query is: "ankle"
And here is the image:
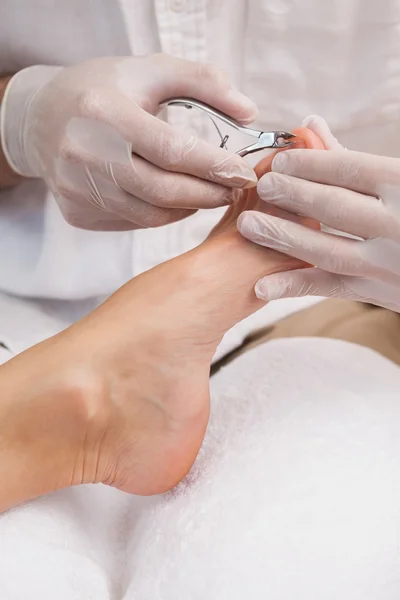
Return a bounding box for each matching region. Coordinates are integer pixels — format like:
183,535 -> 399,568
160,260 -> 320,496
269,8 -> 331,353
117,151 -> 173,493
0,341 -> 109,511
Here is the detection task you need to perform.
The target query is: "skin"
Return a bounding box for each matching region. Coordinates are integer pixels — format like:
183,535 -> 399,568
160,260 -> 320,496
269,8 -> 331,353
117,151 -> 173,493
216,127 -> 323,236
0,127 -> 323,512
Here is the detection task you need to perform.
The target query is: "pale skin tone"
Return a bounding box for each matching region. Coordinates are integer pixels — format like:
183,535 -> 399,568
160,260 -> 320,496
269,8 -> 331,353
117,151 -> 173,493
0,226 -> 303,512
0,128 -> 322,513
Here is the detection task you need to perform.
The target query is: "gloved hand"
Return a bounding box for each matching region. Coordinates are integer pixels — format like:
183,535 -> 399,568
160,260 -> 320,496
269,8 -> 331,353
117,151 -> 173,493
0,54 -> 258,230
238,116 -> 400,312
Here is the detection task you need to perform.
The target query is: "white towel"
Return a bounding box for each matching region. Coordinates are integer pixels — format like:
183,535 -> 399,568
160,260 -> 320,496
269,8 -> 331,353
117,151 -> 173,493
1,338 -> 400,599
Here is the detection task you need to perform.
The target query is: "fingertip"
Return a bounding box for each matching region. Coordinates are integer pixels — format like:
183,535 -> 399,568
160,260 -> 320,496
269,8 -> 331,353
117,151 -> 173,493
271,151 -> 289,173
242,177 -> 258,189
236,211 -> 247,232
255,275 -> 287,302
236,106 -> 259,125
237,210 -> 256,238
226,88 -> 259,123
301,114 -> 342,150
212,157 -> 257,188
301,114 -> 323,129
255,278 -> 269,301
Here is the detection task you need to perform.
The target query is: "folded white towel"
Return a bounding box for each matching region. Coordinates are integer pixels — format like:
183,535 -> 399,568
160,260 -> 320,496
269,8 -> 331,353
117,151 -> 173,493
1,338 -> 400,599
122,339 -> 400,600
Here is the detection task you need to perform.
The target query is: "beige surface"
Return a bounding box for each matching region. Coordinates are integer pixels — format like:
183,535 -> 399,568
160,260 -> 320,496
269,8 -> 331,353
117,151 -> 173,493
212,299 -> 400,374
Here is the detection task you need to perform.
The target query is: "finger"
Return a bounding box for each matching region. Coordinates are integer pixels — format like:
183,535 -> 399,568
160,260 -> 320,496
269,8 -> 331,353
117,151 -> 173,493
255,267 -> 400,312
272,148 -> 400,196
79,93 -> 258,189
60,205 -> 141,231
237,210 -> 371,277
52,179 -> 141,232
301,115 -> 343,150
98,175 -> 195,227
257,172 -> 393,240
92,153 -> 235,210
255,268 -> 344,300
55,159 -> 194,228
122,106 -> 258,188
63,118 -> 244,207
61,125 -> 237,210
140,54 -> 258,124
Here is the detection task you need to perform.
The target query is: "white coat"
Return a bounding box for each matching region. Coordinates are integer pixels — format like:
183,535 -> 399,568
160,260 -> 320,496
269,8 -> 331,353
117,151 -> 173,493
1,0 -> 400,305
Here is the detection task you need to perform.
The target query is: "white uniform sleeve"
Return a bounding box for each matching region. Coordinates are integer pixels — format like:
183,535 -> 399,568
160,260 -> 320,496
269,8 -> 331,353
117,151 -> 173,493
0,180 -> 135,300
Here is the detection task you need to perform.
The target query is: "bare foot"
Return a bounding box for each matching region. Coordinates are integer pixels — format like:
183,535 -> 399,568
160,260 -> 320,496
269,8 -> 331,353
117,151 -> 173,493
78,126 -> 324,496
0,127 -> 323,511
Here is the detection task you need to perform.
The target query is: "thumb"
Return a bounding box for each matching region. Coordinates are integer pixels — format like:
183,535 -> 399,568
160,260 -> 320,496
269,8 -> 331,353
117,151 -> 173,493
301,115 -> 344,151
151,54 -> 258,124
254,268 -> 343,301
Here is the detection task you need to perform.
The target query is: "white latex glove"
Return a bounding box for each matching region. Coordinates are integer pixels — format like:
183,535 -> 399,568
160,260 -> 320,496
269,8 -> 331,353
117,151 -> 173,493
0,54 -> 258,230
238,116 -> 400,312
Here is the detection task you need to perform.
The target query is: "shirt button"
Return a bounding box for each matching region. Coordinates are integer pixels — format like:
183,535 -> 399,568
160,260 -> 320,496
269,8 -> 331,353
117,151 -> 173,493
170,0 -> 186,11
